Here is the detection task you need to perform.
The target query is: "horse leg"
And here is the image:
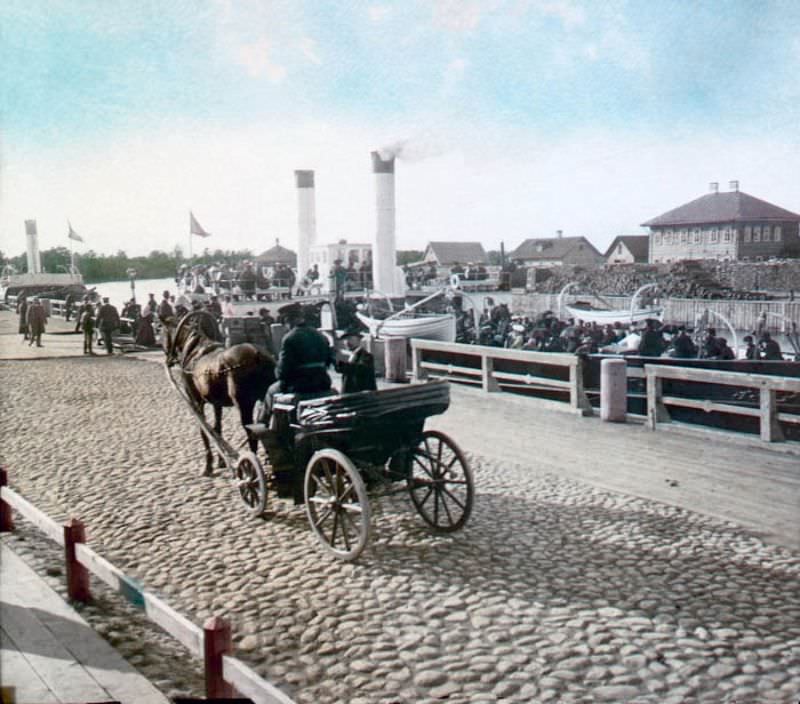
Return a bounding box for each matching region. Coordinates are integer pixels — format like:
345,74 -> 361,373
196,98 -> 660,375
214,405 -> 226,468
239,399 -> 258,454
197,403 -> 214,477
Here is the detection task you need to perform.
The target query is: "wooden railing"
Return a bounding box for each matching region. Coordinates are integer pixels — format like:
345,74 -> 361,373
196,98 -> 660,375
0,467 -> 295,704
645,365 -> 800,442
411,339 -> 593,416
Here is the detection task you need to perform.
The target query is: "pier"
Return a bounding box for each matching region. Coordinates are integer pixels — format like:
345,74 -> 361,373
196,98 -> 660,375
1,310 -> 799,702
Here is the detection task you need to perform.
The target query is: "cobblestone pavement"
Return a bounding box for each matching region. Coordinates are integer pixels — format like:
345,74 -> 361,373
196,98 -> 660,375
1,357 -> 799,703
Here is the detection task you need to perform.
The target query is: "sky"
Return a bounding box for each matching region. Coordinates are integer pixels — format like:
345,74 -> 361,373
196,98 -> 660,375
2,0 -> 799,260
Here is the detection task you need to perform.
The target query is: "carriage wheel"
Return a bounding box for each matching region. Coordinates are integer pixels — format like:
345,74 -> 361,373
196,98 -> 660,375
232,451 -> 267,516
407,430 -> 474,533
304,449 -> 371,561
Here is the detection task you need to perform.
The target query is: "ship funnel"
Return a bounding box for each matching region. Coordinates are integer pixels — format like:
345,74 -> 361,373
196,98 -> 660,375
25,220 -> 42,274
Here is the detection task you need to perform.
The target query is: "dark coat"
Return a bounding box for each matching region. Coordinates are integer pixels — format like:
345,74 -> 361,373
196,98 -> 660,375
96,303 -> 120,332
26,303 -> 47,335
275,323 -> 334,393
338,346 -> 377,394
638,329 -> 664,357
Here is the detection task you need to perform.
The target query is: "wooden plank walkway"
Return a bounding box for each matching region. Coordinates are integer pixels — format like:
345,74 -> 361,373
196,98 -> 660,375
429,384 -> 800,551
0,543 -> 168,704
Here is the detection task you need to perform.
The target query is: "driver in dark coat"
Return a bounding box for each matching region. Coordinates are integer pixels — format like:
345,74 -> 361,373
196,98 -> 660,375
262,312 -> 335,422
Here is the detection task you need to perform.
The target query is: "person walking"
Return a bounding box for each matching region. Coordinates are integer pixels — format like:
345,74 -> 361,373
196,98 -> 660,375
96,297 -> 120,355
26,297 -> 47,347
82,305 -> 96,354
17,295 -> 29,341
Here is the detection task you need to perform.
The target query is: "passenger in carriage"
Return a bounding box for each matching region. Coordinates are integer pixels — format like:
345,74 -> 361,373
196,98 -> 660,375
743,335 -> 758,360
336,327 -> 377,394
261,311 -> 335,423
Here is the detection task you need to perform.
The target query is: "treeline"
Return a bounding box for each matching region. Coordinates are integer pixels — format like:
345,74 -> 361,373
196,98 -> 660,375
3,247 -> 256,283
1,247 -> 503,283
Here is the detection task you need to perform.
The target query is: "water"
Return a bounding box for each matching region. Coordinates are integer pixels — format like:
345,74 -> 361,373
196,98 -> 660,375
89,277 -> 178,309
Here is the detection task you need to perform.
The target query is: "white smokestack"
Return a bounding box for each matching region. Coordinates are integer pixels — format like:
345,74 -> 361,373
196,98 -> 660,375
25,220 -> 42,274
295,170 -> 316,279
371,151 -> 397,296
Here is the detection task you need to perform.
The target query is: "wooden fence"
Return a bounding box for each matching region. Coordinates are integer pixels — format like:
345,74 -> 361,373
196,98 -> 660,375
411,339 -> 593,416
0,467 -> 295,704
645,366 -> 800,442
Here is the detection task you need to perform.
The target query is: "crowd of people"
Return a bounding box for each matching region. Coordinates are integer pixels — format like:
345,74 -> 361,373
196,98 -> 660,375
454,304 -> 794,361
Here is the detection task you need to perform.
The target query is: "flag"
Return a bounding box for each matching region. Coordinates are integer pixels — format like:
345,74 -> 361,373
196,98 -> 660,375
25,220 -> 37,235
189,211 -> 212,238
68,221 -> 84,243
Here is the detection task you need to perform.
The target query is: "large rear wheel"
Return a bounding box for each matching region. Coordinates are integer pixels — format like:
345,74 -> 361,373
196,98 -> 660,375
305,449 -> 371,561
407,430 -> 473,533
232,451 -> 268,517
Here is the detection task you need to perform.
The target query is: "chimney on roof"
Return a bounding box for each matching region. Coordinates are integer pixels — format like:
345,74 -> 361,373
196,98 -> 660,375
709,182 -> 719,194
556,230 -> 563,239
729,180 -> 739,192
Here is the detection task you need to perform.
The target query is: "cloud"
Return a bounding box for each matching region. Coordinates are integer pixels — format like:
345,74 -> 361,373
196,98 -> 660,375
432,0 -> 497,33
368,5 -> 392,23
443,57 -> 469,93
298,36 -> 322,65
235,39 -> 287,82
535,0 -> 586,29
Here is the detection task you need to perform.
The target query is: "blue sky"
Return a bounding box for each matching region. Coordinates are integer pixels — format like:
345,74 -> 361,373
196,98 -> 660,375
2,0 -> 799,257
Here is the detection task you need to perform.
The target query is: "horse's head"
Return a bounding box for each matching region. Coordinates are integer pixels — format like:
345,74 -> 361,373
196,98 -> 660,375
165,311 -> 223,367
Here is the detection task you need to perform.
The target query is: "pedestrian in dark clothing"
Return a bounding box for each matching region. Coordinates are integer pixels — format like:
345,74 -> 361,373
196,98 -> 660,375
17,295 -> 29,340
638,319 -> 664,357
716,337 -> 735,360
759,332 -> 783,360
743,335 -> 758,361
65,293 -> 75,322
26,298 -> 47,347
337,329 -> 377,394
96,297 -> 120,355
157,290 -> 174,325
82,306 -> 96,354
670,327 -> 697,358
700,328 -> 721,359
74,297 -> 91,333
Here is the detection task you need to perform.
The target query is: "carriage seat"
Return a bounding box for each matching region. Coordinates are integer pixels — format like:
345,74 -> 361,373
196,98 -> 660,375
273,389 -> 337,411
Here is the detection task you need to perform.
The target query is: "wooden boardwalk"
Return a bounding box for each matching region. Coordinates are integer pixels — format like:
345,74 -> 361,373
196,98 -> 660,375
429,384 -> 800,552
0,543 -> 168,704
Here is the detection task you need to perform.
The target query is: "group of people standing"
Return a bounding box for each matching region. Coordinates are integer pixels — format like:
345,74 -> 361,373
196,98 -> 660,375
16,295 -> 47,347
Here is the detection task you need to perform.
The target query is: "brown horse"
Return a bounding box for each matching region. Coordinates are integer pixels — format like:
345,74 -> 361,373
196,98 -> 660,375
164,311 -> 275,475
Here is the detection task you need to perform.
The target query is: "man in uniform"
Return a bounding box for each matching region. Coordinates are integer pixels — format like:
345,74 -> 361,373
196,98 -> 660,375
96,297 -> 120,355
262,311 -> 335,422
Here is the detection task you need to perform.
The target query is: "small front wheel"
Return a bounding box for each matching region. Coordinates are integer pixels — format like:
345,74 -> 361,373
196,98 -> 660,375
305,449 -> 371,561
232,451 -> 268,516
407,430 -> 474,533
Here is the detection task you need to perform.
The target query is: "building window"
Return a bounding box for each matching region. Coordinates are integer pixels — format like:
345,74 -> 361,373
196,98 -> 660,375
694,229 -> 701,243
723,228 -> 732,243
654,233 -> 662,245
775,225 -> 782,241
753,226 -> 761,242
763,225 -> 771,242
679,230 -> 686,244
710,229 -> 719,243
744,226 -> 752,243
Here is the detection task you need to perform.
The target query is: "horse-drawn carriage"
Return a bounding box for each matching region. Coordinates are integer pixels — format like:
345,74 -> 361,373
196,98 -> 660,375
165,311 -> 474,561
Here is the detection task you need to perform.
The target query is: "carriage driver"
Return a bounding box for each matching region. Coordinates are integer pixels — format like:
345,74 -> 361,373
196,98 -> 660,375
260,310 -> 336,423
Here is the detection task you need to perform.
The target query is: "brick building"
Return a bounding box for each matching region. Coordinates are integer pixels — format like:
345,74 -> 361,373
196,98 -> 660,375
643,182 -> 800,263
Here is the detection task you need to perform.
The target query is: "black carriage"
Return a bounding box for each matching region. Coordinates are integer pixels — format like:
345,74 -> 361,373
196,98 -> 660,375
164,310 -> 474,561
236,381 -> 474,560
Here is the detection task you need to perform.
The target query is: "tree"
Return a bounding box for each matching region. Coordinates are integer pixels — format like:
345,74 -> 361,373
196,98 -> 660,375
396,250 -> 425,266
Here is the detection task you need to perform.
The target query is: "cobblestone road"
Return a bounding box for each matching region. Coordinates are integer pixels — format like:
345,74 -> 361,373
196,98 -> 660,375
1,357 -> 799,703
